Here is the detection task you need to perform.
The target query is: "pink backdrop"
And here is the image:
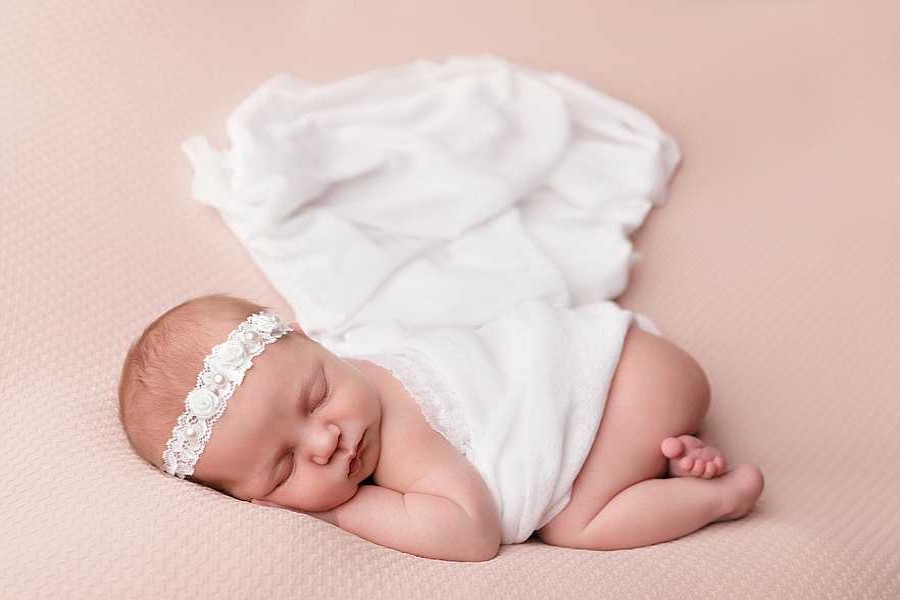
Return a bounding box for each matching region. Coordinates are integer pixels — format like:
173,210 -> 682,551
2,1 -> 898,598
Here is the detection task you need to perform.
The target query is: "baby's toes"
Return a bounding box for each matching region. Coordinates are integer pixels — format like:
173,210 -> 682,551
661,437 -> 685,459
702,461 -> 718,478
714,455 -> 726,473
691,458 -> 706,477
680,456 -> 696,471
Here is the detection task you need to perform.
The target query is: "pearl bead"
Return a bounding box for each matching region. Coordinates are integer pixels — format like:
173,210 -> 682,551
213,373 -> 225,385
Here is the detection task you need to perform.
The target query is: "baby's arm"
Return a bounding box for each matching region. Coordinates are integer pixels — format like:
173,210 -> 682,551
329,484 -> 499,562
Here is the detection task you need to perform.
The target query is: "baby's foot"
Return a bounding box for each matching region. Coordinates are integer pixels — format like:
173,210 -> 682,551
713,463 -> 765,522
660,434 -> 727,478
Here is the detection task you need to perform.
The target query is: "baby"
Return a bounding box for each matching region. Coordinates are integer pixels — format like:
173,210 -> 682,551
118,293 -> 764,562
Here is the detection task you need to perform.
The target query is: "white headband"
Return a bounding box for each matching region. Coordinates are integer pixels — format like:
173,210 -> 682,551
162,311 -> 293,479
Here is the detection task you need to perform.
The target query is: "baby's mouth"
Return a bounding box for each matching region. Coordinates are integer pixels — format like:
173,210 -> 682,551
348,436 -> 365,477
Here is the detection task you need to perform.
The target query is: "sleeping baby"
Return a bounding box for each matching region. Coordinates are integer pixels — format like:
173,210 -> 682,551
118,293 -> 764,562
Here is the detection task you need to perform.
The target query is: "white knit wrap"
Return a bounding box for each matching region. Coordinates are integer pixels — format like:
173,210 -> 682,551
162,311 -> 293,478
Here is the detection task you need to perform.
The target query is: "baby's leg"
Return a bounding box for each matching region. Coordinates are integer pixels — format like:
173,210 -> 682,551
537,326 -> 763,550
569,463 -> 763,549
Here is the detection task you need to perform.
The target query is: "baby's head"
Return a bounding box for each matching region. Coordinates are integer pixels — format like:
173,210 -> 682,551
118,293 -> 382,512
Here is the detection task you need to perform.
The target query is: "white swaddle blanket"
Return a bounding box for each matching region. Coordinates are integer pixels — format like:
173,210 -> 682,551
182,54 -> 680,543
349,299 -> 644,544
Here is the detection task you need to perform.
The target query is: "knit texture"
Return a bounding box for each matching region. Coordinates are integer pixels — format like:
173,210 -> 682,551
2,1 -> 898,598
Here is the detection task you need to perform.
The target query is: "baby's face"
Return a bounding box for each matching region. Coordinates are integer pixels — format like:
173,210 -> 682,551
190,323 -> 382,512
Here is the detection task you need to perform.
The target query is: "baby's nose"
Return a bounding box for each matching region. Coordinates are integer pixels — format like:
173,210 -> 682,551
311,424 -> 341,464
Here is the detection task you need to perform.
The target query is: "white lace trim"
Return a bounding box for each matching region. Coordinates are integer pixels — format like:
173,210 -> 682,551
162,312 -> 293,479
362,351 -> 473,459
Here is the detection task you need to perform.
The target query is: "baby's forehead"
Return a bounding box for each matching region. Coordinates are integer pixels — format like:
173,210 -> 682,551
235,334 -> 302,395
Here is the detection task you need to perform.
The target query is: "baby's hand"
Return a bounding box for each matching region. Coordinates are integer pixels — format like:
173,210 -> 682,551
251,498 -> 339,526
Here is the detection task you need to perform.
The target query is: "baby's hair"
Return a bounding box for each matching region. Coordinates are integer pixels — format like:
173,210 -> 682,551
117,293 -> 269,474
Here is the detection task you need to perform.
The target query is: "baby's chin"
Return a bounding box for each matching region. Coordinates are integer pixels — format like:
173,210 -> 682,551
303,484 -> 360,512
336,483 -> 360,506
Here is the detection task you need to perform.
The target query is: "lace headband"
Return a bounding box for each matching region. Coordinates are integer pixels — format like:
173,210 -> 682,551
162,311 -> 293,478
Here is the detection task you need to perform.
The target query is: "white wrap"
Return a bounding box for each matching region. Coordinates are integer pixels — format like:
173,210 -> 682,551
182,54 -> 680,543
353,299 -> 649,544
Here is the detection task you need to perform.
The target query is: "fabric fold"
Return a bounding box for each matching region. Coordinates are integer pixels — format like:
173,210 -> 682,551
182,54 -> 680,349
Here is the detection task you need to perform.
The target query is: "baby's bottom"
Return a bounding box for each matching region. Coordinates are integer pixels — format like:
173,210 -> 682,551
536,324 -> 764,550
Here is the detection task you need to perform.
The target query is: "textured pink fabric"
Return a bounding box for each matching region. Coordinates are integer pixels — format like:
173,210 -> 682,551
2,1 -> 898,598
